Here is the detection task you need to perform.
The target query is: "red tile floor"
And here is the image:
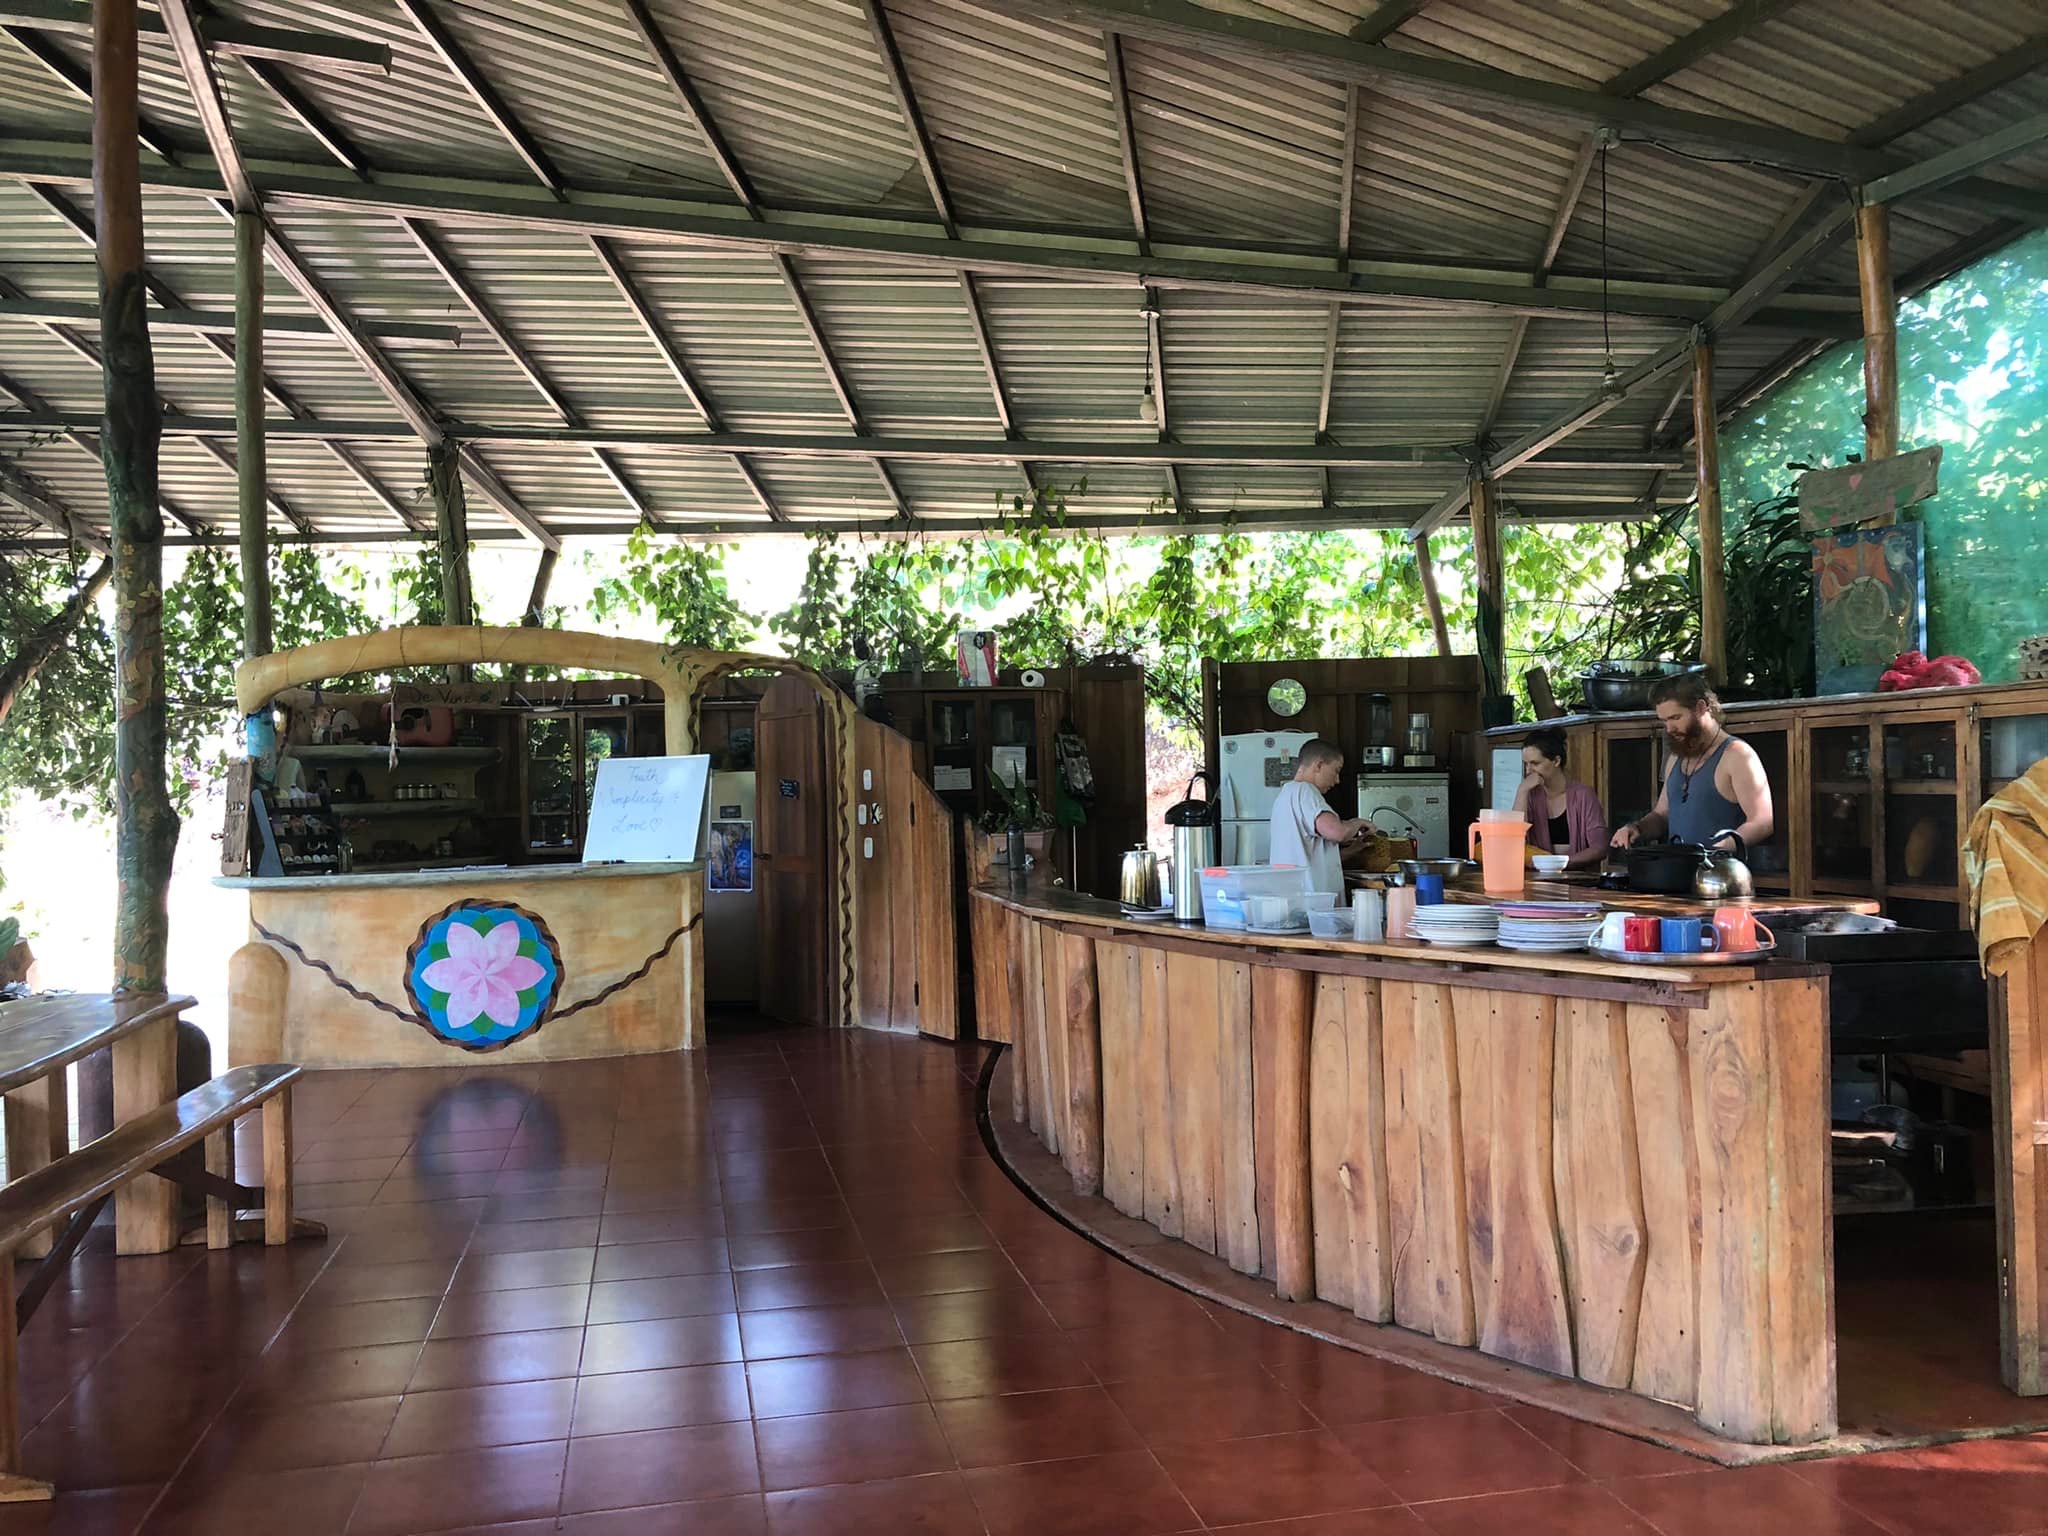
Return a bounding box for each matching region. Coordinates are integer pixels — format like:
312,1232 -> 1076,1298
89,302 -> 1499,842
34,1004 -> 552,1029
3,1018 -> 2048,1534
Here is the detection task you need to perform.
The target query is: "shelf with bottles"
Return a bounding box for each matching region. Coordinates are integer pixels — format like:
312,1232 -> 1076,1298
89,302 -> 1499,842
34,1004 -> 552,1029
330,798 -> 483,821
295,744 -> 501,765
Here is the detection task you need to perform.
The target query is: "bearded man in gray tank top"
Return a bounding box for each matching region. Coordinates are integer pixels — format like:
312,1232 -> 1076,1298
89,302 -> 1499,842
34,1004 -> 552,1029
1609,674 -> 1775,855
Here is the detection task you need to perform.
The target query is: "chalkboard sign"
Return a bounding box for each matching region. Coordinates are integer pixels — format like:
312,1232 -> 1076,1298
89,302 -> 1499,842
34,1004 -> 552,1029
778,779 -> 799,799
583,755 -> 711,864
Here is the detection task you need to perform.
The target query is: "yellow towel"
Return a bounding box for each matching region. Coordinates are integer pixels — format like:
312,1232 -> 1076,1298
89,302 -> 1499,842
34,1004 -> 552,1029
1966,758 -> 2048,976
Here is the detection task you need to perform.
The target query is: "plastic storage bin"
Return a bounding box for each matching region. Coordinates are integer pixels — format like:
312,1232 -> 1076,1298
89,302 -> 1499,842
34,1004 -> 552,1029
1306,909 -> 1355,940
1199,865 -> 1312,930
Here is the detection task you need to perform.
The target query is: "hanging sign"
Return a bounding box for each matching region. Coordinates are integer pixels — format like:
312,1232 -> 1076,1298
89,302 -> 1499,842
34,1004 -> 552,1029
1797,446 -> 1941,532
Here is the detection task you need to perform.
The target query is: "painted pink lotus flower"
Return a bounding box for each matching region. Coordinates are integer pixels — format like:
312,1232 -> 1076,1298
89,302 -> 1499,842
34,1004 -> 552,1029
419,919 -> 548,1029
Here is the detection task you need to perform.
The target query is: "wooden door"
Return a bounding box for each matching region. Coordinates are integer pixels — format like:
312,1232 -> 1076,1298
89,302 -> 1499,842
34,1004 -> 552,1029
850,715 -> 958,1039
756,674 -> 832,1026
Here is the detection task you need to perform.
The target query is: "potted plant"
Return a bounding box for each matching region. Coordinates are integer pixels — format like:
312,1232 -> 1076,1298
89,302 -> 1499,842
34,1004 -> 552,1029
973,768 -> 1056,883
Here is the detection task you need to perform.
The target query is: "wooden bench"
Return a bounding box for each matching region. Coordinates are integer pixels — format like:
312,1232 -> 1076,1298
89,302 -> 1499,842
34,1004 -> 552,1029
0,1063 -> 304,1502
0,993 -> 196,1257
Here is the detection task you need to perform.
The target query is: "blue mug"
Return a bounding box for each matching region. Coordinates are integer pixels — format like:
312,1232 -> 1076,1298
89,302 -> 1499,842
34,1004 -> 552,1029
1660,917 -> 1722,954
1413,872 -> 1445,905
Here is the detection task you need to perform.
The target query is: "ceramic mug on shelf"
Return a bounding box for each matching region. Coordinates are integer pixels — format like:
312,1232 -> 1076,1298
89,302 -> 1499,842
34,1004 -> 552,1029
1387,886 -> 1418,941
1660,917 -> 1722,954
1623,916 -> 1662,953
1713,906 -> 1775,952
1594,911 -> 1633,950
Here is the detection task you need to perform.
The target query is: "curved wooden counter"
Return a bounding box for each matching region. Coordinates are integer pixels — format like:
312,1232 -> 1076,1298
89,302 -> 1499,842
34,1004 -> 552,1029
972,884 -> 1835,1447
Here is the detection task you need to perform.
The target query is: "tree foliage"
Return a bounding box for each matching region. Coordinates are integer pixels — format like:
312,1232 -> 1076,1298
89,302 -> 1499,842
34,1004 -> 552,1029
588,522 -> 757,652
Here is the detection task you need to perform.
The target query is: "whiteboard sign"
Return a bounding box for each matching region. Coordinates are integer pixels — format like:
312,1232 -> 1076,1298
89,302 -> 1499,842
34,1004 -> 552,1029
583,755 -> 711,864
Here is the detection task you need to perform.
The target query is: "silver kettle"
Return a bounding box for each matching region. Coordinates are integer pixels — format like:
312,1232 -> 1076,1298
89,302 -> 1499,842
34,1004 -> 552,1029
1119,847 -> 1162,910
1692,830 -> 1754,901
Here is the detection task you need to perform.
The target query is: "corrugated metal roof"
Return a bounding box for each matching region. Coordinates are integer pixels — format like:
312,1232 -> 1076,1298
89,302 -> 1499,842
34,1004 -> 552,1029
1,0 -> 2038,546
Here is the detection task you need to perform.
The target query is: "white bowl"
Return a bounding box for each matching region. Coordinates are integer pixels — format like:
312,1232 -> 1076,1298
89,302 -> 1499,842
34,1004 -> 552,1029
1531,855 -> 1570,876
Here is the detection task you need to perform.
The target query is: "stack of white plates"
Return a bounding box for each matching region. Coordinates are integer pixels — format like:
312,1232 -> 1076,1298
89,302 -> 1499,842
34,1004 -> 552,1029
1493,900 -> 1602,953
1407,905 -> 1500,947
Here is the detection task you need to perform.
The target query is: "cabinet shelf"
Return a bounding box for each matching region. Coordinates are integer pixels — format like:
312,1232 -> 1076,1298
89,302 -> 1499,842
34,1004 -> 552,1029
1885,780 -> 1957,796
1813,779 -> 1873,795
295,744 -> 500,765
331,799 -> 482,820
1886,881 -> 1964,899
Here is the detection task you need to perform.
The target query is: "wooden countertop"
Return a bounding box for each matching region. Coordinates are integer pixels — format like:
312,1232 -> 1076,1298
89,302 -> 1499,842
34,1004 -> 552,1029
973,882 -> 1807,988
216,860 -> 698,892
1358,873 -> 1882,920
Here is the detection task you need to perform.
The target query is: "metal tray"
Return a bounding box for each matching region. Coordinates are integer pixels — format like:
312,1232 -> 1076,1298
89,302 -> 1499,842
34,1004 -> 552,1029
1587,941 -> 1775,966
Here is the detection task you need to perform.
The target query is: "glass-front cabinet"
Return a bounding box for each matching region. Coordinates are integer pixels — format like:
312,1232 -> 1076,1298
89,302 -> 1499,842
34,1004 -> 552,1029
1810,723 -> 1877,893
520,708 -> 647,858
1742,722 -> 1792,887
922,690 -> 1063,822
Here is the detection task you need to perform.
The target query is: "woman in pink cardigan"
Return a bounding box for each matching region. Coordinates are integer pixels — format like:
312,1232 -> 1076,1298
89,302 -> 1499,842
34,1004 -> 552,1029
1511,727 -> 1610,870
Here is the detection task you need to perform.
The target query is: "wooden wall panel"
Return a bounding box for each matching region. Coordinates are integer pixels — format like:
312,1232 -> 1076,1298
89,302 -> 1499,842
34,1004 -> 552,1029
1763,976 -> 1834,1443
853,719 -> 895,1030
1060,932 -> 1104,1197
1310,975 -> 1393,1321
1412,985 -> 1476,1346
1037,935 -> 1072,1157
1006,913 -> 1031,1126
1453,989 -> 1496,1344
1139,948 -> 1180,1239
1022,920 -> 1056,1154
1690,982 -> 1774,1442
1381,980 -> 1431,1331
1626,1003 -> 1700,1408
1481,994 -> 1573,1376
1558,998 -> 1649,1391
969,897 -> 1015,1044
1254,966 -> 1316,1302
1096,941 -> 1145,1218
909,760 -> 957,1039
1167,953 -> 1224,1256
1218,961 -> 1261,1276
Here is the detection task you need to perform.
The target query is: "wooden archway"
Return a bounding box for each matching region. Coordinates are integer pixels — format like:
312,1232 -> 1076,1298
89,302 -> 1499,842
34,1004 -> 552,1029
233,627 -> 862,1028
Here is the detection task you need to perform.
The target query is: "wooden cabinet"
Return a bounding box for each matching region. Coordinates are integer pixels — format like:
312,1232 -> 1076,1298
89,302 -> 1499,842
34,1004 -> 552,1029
922,688 -> 1066,824
1494,680 -> 2048,929
518,707 -> 653,858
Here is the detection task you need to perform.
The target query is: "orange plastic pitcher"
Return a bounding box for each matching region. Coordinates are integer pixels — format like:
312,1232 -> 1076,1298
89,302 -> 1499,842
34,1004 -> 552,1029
1468,818 -> 1529,895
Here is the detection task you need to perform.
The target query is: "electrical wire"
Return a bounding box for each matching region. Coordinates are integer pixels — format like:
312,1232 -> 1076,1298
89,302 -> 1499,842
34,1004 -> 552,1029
1600,142 -> 1613,383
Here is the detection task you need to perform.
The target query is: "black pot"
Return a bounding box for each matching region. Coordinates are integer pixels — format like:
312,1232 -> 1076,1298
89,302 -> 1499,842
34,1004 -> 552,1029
1623,839 -> 1711,894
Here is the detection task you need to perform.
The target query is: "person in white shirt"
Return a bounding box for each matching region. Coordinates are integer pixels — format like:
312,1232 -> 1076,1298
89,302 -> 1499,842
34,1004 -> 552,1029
1267,739 -> 1368,896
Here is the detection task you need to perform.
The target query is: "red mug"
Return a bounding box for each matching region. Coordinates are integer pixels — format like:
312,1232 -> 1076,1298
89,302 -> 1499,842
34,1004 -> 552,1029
1623,916 -> 1662,953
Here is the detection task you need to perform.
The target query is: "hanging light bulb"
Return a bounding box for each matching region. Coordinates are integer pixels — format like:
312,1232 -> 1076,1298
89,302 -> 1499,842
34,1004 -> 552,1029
1139,385 -> 1159,425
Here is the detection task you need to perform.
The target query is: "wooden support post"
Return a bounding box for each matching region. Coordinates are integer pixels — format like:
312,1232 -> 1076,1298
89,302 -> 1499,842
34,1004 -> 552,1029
426,444 -> 474,627
1692,341 -> 1728,689
1412,533 -> 1452,659
262,1090 -> 293,1246
112,1011 -> 177,1254
95,0 -> 179,1044
3,1076 -> 65,1260
1469,475 -> 1505,706
203,1128 -> 233,1249
521,547 -> 558,626
0,1250 -> 47,1502
235,209 -> 271,659
1857,203 -> 1899,469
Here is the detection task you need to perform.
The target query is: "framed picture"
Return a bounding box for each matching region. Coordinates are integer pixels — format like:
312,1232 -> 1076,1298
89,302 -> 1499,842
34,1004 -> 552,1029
1813,524 -> 1926,695
707,820 -> 753,892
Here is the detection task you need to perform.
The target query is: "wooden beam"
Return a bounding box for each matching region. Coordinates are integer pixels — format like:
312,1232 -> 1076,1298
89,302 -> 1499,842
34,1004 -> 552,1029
0,143 -> 1884,325
1103,32 -> 1149,250
1470,474 -> 1505,702
617,0 -> 757,213
1692,342 -> 1726,687
1413,530 -> 1451,658
394,0 -> 563,196
239,56 -> 366,174
1018,0 -> 1905,181
155,0 -> 251,210
1351,0 -> 1429,44
768,251 -> 906,517
0,295 -> 459,344
587,235 -> 781,521
521,547 -> 557,625
1855,34 -> 2048,147
0,0 -> 389,70
93,0 -> 176,999
426,444 -> 472,629
0,457 -> 102,551
1861,110 -> 2048,209
859,0 -> 955,235
4,24 -> 176,159
1601,0 -> 1809,100
234,209 -> 269,658
1856,205 -> 1898,465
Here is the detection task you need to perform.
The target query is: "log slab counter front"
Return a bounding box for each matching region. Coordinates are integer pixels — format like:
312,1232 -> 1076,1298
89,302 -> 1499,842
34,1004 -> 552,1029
974,885 -> 1837,1447
219,863 -> 704,1068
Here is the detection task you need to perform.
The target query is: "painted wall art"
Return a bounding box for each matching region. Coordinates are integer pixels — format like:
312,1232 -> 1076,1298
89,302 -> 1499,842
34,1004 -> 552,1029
1813,524 -> 1927,695
405,900 -> 563,1050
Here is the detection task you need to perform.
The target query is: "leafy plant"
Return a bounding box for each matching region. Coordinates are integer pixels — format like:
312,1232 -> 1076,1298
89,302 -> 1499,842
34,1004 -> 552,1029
590,522 -> 758,651
0,916 -> 18,956
977,764 -> 1055,834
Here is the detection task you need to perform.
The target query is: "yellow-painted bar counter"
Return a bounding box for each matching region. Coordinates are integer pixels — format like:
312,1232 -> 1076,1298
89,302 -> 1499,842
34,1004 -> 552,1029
221,862 -> 703,1068
972,883 -> 1837,1448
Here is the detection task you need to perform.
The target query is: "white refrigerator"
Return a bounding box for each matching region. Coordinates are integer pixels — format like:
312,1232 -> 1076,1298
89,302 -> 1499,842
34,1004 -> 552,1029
1216,730 -> 1315,864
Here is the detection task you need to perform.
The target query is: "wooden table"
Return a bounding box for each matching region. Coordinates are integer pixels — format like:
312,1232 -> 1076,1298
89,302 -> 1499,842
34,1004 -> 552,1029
0,993 -> 194,1255
1351,872 -> 1882,919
